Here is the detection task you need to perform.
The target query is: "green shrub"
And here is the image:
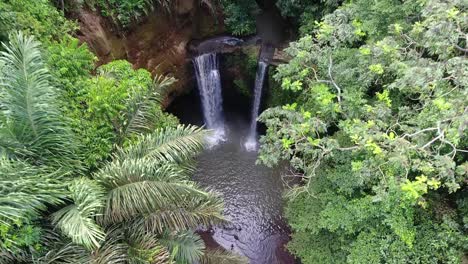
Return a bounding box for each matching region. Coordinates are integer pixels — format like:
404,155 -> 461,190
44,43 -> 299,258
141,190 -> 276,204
225,50 -> 258,97
83,0 -> 172,28
77,60 -> 178,168
0,0 -> 75,43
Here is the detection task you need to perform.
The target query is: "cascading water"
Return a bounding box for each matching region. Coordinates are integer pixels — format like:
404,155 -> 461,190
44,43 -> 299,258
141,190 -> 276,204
193,53 -> 226,146
244,61 -> 268,151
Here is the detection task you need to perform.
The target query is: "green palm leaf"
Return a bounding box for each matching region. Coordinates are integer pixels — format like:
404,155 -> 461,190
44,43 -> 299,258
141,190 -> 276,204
100,180 -> 220,227
52,178 -> 106,250
119,75 -> 176,143
90,228 -> 128,264
87,227 -> 173,264
0,247 -> 30,264
95,157 -> 190,188
37,243 -> 90,264
102,180 -> 211,226
159,230 -> 205,264
0,32 -> 78,169
152,75 -> 176,100
95,125 -> 222,228
115,125 -> 207,163
131,192 -> 224,234
36,229 -> 90,264
95,157 -> 212,225
125,231 -> 171,264
0,158 -> 66,225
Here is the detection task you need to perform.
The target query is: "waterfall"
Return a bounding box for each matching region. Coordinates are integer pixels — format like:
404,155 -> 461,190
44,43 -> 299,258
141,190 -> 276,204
193,53 -> 226,146
244,61 -> 268,151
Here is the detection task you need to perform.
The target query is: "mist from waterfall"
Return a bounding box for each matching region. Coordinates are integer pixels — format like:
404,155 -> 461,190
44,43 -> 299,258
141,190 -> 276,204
193,53 -> 226,146
245,61 -> 268,151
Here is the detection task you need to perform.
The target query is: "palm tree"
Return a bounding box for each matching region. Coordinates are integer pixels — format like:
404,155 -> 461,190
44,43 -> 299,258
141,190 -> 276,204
0,158 -> 67,238
0,32 -> 247,264
0,31 -> 80,171
54,125 -> 237,263
0,31 -> 76,262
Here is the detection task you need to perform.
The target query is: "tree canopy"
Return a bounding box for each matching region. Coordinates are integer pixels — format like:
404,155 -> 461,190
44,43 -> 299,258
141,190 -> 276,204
257,0 -> 467,262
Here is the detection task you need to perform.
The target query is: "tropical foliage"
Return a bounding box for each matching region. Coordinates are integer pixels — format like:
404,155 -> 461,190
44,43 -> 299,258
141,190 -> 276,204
258,0 -> 468,262
0,1 -> 248,263
74,60 -> 178,168
0,30 -> 244,264
73,0 -> 215,28
0,31 -> 79,170
219,0 -> 259,36
0,0 -> 75,43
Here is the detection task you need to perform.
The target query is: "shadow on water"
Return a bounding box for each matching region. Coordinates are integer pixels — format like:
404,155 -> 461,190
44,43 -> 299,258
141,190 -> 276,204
167,64 -> 295,264
194,125 -> 295,264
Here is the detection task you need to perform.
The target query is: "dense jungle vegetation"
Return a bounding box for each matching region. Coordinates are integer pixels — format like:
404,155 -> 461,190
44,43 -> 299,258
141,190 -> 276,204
256,0 -> 468,263
0,0 -> 467,263
0,1 -> 242,263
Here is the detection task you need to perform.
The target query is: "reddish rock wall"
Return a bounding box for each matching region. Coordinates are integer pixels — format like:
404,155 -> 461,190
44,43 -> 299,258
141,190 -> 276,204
75,1 -> 224,106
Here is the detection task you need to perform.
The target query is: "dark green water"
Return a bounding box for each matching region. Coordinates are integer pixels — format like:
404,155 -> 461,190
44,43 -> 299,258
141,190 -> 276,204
193,123 -> 294,264
168,71 -> 294,264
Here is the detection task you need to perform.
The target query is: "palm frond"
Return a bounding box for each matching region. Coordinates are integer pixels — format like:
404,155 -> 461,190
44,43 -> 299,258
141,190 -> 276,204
90,228 -> 128,264
37,230 -> 91,264
0,158 -> 66,225
0,31 -> 79,169
0,247 -> 30,264
119,88 -> 158,143
125,231 -> 171,264
131,192 -> 225,234
200,249 -> 249,264
52,178 -> 106,250
115,125 -> 207,163
118,75 -> 175,144
0,122 -> 27,158
159,230 -> 205,264
95,158 -> 190,189
94,155 -> 210,226
99,179 -> 215,226
153,74 -> 176,101
37,243 -> 90,264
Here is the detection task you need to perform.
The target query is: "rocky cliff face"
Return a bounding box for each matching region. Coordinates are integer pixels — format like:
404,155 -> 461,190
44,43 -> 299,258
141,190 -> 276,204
73,1 -> 290,107
75,1 -> 224,106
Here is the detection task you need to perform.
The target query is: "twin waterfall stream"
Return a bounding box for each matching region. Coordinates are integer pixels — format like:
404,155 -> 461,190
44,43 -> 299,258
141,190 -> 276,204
193,52 -> 268,150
